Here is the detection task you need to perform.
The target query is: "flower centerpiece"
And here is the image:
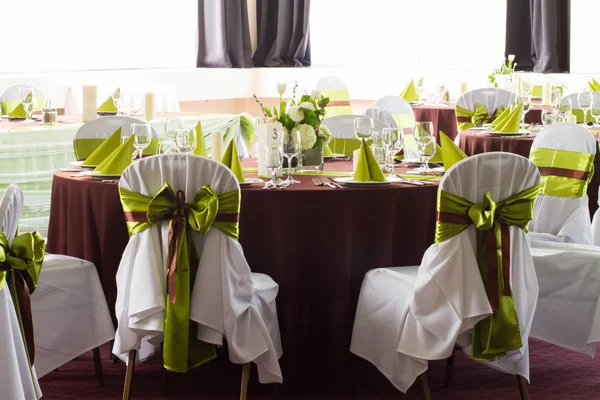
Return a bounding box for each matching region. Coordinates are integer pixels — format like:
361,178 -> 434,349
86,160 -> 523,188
254,82 -> 331,171
488,54 -> 517,89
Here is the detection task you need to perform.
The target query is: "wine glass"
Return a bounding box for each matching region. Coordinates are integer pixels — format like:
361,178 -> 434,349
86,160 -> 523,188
415,79 -> 424,104
413,122 -> 435,174
578,90 -> 593,125
175,128 -> 196,153
381,128 -> 394,172
521,97 -> 532,130
164,118 -> 184,153
591,98 -> 600,127
436,83 -> 446,104
551,88 -> 562,111
131,123 -> 151,161
354,117 -> 374,140
264,144 -> 283,189
541,109 -> 557,126
282,129 -> 301,185
112,89 -> 125,115
386,128 -> 404,179
521,80 -> 533,98
557,98 -> 572,122
20,87 -> 35,123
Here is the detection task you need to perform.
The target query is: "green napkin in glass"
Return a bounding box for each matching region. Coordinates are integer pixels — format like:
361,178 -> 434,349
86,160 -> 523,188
440,130 -> 467,170
354,139 -> 385,182
220,139 -> 245,183
323,144 -> 334,157
98,88 -> 119,112
93,134 -> 134,175
492,104 -> 522,133
194,122 -> 208,157
82,127 -> 122,166
589,79 -> 600,92
490,106 -> 512,128
399,79 -> 418,102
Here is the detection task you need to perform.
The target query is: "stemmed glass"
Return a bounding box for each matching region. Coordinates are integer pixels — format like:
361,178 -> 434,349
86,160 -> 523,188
20,87 -> 35,123
521,97 -> 532,130
353,117 -> 374,140
164,118 -> 184,153
175,128 -> 196,153
557,99 -> 572,122
415,79 -> 424,104
436,83 -> 446,104
264,144 -> 283,189
131,123 -> 152,161
541,109 -> 557,126
385,128 -> 404,179
413,121 -> 435,174
370,131 -> 387,171
112,89 -> 125,115
551,88 -> 562,111
382,128 -> 399,173
578,91 -> 593,126
590,98 -> 600,127
282,129 -> 301,185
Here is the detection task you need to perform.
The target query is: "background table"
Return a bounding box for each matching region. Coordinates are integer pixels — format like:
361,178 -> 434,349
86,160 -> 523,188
0,113 -> 253,235
458,130 -> 600,216
47,159 -> 439,395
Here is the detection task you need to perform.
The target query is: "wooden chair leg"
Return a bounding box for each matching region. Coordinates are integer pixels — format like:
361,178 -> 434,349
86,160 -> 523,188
517,375 -> 529,400
92,347 -> 105,387
239,363 -> 251,400
420,373 -> 431,400
444,349 -> 456,387
122,350 -> 136,400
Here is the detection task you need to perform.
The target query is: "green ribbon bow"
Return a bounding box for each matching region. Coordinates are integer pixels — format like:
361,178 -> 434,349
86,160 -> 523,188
435,184 -> 539,361
119,183 -> 239,373
456,104 -> 505,131
0,231 -> 45,366
529,147 -> 594,198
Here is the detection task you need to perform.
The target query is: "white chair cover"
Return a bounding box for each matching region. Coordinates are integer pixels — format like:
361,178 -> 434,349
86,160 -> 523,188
529,240 -> 600,357
113,154 -> 282,383
362,107 -> 398,129
75,116 -> 159,140
456,88 -> 518,113
0,184 -> 41,399
350,152 -> 540,392
561,92 -> 600,109
371,95 -> 416,128
323,115 -> 388,139
528,123 -> 595,245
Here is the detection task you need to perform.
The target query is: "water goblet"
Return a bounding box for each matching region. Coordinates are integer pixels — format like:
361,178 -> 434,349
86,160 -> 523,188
264,144 -> 283,189
282,129 -> 301,185
354,117 -> 374,141
175,128 -> 196,153
20,87 -> 35,123
131,123 -> 152,160
578,90 -> 593,125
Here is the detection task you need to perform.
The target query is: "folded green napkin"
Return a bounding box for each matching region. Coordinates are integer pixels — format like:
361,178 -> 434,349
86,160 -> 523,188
429,142 -> 444,163
93,134 -> 134,175
492,103 -> 522,133
354,139 -> 385,182
399,79 -> 418,102
3,97 -> 45,118
440,130 -> 467,170
98,88 -> 119,112
220,139 -> 245,183
193,122 -> 208,157
490,106 -> 512,128
323,144 -> 334,157
589,79 -> 600,92
82,127 -> 122,166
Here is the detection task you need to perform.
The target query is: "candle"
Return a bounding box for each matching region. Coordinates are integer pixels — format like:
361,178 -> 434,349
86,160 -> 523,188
82,85 -> 97,122
541,81 -> 552,106
144,92 -> 154,121
459,82 -> 468,95
211,131 -> 223,161
353,149 -> 361,173
566,115 -> 577,123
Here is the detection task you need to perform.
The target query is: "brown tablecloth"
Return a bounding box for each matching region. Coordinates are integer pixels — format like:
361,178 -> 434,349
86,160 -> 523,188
46,160 -> 439,394
412,104 -> 544,143
458,130 -> 600,216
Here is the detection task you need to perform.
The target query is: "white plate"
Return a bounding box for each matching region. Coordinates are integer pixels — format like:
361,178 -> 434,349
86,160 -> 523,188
239,178 -> 263,186
485,131 -> 527,136
70,161 -> 97,169
89,173 -> 121,179
334,177 -> 391,186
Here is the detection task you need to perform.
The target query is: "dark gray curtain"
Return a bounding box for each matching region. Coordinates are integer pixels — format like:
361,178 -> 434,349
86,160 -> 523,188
196,0 -> 253,68
253,0 -> 311,67
505,0 -> 570,73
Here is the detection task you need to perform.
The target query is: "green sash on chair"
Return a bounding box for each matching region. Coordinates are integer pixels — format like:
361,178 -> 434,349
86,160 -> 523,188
529,147 -> 594,198
456,104 -> 506,131
320,89 -> 353,117
119,183 -> 240,373
435,184 -> 539,361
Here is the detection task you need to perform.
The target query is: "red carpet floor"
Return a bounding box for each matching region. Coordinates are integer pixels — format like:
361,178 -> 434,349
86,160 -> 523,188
39,339 -> 599,399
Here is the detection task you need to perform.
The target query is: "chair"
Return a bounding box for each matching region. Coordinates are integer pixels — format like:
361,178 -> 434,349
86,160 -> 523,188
316,76 -> 353,117
0,184 -> 115,385
0,85 -> 45,115
113,154 -> 282,399
456,88 -> 518,132
323,114 -> 388,156
560,92 -> 600,124
372,95 -> 416,128
73,116 -> 160,160
362,107 -> 398,129
350,152 -> 540,398
528,123 -> 595,245
0,185 -> 42,399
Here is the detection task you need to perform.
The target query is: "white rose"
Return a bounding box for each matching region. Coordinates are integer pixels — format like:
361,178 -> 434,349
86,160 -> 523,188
277,82 -> 287,96
299,101 -> 315,111
508,54 -> 515,62
311,90 -> 320,100
288,106 -> 305,122
298,124 -> 317,150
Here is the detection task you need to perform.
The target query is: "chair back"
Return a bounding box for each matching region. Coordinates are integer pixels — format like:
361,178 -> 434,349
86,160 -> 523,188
0,184 -> 23,244
362,107 -> 398,129
316,76 -> 353,117
456,88 -> 518,113
560,92 -> 600,123
372,95 -> 416,128
529,123 -> 596,245
323,114 -> 388,156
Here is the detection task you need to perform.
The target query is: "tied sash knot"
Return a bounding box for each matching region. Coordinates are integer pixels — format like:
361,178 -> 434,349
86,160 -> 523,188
456,104 -> 505,131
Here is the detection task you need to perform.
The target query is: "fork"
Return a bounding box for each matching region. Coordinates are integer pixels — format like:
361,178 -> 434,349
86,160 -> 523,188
312,178 -> 324,187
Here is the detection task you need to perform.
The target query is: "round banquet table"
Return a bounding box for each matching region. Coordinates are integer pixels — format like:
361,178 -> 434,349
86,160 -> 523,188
46,159 -> 439,395
458,130 -> 600,216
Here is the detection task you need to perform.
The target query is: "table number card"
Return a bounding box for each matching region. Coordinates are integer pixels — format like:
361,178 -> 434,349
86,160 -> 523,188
257,122 -> 283,178
82,85 -> 97,122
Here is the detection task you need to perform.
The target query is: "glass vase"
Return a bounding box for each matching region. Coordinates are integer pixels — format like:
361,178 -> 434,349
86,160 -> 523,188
301,146 -> 324,172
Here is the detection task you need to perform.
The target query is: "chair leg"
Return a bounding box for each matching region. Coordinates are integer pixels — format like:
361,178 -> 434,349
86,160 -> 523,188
92,347 -> 105,387
517,375 -> 529,400
122,350 -> 136,400
420,373 -> 431,400
239,363 -> 251,400
444,348 -> 456,387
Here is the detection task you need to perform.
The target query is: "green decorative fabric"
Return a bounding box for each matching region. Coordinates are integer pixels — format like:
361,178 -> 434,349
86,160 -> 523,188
531,85 -> 563,98
489,106 -> 512,128
323,144 -> 334,157
399,79 -> 418,102
435,185 -> 539,361
98,88 -> 118,112
529,147 -> 594,198
392,113 -> 416,130
329,138 -> 362,156
456,104 -> 506,131
80,127 -> 122,165
220,140 -> 245,183
194,122 -> 208,157
354,139 -> 385,182
93,135 -> 134,174
319,89 -> 353,117
74,137 -> 158,161
119,183 -> 239,373
492,104 -> 522,133
2,99 -> 46,118
440,130 -> 467,170
589,79 -> 600,92
570,109 -> 595,124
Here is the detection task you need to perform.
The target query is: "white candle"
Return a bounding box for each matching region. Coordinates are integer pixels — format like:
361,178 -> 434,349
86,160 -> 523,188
211,131 -> 223,161
353,149 -> 361,173
459,82 -> 468,95
566,115 -> 577,123
541,81 -> 552,106
144,92 -> 154,121
82,85 -> 97,122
